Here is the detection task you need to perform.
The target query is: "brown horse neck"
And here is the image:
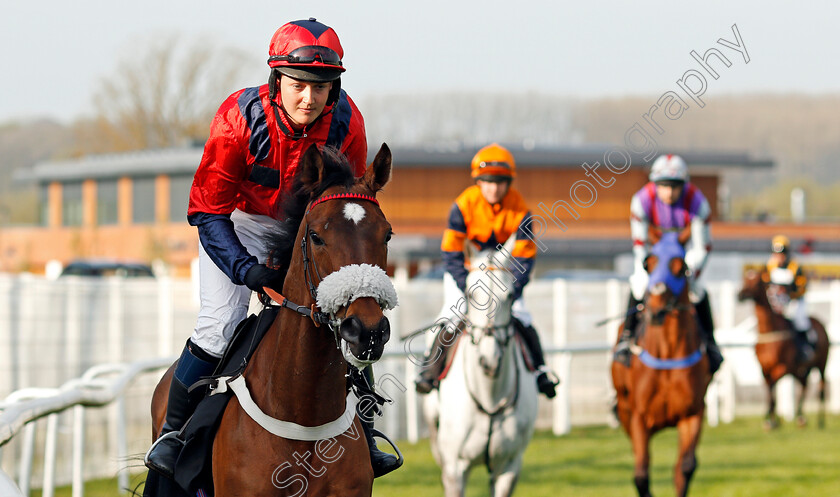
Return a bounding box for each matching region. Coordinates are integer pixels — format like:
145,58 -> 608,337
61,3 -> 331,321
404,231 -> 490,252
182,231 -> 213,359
245,255 -> 350,426
751,294 -> 788,334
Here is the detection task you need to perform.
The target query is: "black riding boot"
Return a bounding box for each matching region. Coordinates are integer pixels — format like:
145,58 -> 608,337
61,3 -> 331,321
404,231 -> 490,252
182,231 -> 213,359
694,293 -> 723,374
356,367 -> 403,477
145,339 -> 219,480
794,327 -> 816,363
414,325 -> 457,394
513,319 -> 559,398
614,294 -> 643,366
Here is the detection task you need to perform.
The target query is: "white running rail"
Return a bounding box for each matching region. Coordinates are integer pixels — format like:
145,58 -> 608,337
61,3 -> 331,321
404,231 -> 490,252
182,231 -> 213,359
0,357 -> 175,497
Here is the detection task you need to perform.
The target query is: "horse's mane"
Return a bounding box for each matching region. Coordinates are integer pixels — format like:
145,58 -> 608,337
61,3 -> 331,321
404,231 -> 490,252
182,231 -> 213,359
264,146 -> 358,290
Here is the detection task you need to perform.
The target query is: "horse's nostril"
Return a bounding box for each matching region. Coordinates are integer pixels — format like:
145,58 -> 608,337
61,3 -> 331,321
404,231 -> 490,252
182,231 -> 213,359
379,317 -> 391,343
339,316 -> 363,345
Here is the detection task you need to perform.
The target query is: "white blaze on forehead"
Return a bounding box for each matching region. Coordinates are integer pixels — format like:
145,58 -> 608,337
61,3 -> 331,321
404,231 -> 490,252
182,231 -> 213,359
343,203 -> 366,224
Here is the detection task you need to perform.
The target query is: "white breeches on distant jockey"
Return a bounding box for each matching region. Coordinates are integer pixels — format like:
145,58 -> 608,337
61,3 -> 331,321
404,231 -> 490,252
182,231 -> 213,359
431,272 -> 532,346
191,209 -> 276,358
786,297 -> 811,331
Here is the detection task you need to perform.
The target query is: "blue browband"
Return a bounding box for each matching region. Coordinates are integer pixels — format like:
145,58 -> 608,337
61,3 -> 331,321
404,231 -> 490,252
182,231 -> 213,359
638,349 -> 703,370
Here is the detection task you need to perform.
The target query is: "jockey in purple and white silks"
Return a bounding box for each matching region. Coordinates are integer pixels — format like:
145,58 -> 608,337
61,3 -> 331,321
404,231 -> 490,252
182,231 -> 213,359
614,154 -> 723,373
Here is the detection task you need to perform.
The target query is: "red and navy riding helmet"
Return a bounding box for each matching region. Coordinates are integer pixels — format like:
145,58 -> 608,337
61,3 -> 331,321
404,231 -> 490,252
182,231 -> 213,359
268,18 -> 346,83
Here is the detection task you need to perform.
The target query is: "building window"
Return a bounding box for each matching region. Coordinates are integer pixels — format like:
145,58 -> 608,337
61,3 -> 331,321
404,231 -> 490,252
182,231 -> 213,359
169,175 -> 192,223
132,177 -> 156,224
62,182 -> 82,226
97,179 -> 118,225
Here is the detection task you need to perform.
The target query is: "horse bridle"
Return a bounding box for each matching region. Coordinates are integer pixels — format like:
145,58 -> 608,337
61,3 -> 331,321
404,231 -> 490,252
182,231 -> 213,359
267,192 -> 381,334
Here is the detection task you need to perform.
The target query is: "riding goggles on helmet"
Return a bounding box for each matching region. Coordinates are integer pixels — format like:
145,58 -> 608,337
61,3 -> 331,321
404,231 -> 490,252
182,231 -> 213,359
268,45 -> 342,67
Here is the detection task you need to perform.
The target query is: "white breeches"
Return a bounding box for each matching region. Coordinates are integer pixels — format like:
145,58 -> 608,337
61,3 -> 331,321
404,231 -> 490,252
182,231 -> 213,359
787,298 -> 811,331
191,210 -> 277,357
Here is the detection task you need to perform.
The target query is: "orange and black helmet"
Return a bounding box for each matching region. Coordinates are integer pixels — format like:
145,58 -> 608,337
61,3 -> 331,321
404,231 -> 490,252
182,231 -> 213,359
471,143 -> 516,181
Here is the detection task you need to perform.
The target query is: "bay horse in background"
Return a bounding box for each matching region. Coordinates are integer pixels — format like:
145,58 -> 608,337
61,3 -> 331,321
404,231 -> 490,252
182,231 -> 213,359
150,144 -> 397,496
612,231 -> 711,497
737,269 -> 829,429
423,236 -> 539,497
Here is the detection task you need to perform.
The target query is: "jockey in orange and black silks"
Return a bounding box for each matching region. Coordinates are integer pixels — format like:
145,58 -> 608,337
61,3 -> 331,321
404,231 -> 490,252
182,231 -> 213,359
415,143 -> 559,399
441,178 -> 537,300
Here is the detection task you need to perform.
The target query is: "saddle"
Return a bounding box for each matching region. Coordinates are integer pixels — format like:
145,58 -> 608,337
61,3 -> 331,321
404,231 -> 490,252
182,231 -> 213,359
143,307 -> 279,497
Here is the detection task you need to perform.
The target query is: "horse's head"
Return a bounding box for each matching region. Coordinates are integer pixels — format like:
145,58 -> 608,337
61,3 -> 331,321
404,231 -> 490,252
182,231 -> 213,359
463,237 -> 517,377
289,144 -> 396,368
737,269 -> 765,303
644,231 -> 688,325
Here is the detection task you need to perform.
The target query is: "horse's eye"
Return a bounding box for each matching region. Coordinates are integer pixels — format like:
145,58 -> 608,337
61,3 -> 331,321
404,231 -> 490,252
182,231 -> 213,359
309,231 -> 325,246
385,231 -> 393,243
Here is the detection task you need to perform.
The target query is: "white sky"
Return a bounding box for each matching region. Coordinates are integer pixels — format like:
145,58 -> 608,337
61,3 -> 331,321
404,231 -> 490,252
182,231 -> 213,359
2,0 -> 839,123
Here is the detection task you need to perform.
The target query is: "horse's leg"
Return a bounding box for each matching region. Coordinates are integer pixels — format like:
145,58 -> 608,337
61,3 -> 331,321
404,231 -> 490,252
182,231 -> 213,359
629,414 -> 652,497
491,455 -> 523,497
818,369 -> 827,429
674,413 -> 703,497
763,374 -> 779,430
795,372 -> 809,427
441,459 -> 470,497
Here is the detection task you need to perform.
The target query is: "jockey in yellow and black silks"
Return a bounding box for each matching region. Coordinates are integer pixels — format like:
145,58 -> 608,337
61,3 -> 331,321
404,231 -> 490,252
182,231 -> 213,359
415,143 -> 559,398
765,235 -> 815,361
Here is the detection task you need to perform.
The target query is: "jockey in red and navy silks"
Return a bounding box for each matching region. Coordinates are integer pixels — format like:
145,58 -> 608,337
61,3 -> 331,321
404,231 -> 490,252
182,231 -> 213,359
146,18 -> 401,480
415,143 -> 559,399
187,82 -> 366,290
614,154 -> 723,373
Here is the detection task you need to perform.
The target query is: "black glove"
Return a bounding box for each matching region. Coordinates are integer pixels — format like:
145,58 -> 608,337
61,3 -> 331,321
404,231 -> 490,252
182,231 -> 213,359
243,264 -> 285,293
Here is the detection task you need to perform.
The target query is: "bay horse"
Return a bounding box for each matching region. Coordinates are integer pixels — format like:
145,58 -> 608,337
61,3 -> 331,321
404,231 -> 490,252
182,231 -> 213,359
423,237 -> 538,497
737,269 -> 829,429
150,144 -> 397,496
612,231 -> 711,497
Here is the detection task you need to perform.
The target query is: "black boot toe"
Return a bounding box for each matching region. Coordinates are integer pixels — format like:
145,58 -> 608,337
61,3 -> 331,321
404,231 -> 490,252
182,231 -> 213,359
145,433 -> 183,480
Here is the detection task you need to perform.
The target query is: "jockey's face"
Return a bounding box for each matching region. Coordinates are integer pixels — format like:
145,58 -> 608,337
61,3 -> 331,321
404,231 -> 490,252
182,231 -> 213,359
279,76 -> 333,129
655,181 -> 684,205
477,178 -> 510,205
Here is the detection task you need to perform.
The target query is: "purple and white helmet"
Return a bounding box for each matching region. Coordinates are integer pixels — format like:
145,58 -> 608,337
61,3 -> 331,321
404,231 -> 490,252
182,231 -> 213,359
649,154 -> 688,183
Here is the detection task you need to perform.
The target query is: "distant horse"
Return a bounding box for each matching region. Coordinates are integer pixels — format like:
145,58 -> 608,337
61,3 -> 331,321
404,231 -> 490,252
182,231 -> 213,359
612,232 -> 711,497
423,237 -> 539,497
151,144 -> 397,496
737,269 -> 829,429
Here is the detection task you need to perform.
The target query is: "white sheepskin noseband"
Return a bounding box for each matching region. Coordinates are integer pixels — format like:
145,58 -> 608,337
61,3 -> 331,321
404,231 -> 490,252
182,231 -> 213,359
316,263 -> 398,315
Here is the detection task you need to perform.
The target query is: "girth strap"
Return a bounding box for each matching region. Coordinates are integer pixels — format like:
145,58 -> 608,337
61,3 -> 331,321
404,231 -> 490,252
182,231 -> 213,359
211,374 -> 359,441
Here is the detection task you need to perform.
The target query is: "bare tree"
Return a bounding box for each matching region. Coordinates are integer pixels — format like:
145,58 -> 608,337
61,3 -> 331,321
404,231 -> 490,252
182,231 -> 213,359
75,33 -> 259,153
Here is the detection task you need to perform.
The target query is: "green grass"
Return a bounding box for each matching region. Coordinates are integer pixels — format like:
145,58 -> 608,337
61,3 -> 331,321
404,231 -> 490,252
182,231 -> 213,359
34,415 -> 840,496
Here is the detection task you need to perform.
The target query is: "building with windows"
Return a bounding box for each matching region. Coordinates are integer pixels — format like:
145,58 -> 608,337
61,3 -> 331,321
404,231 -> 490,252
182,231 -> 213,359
5,144 -> 823,277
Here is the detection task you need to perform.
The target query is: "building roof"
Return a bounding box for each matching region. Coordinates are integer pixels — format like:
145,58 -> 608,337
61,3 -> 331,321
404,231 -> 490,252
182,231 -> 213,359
19,144 -> 773,184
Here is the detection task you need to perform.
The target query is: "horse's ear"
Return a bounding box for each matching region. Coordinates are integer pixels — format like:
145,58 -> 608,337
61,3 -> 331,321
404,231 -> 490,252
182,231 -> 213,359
648,226 -> 662,244
299,144 -> 326,194
678,225 -> 692,245
643,254 -> 657,273
364,143 -> 392,192
669,257 -> 686,277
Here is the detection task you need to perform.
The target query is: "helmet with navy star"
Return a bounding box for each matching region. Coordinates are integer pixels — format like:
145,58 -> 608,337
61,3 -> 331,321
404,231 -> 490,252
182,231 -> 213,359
268,18 -> 345,83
